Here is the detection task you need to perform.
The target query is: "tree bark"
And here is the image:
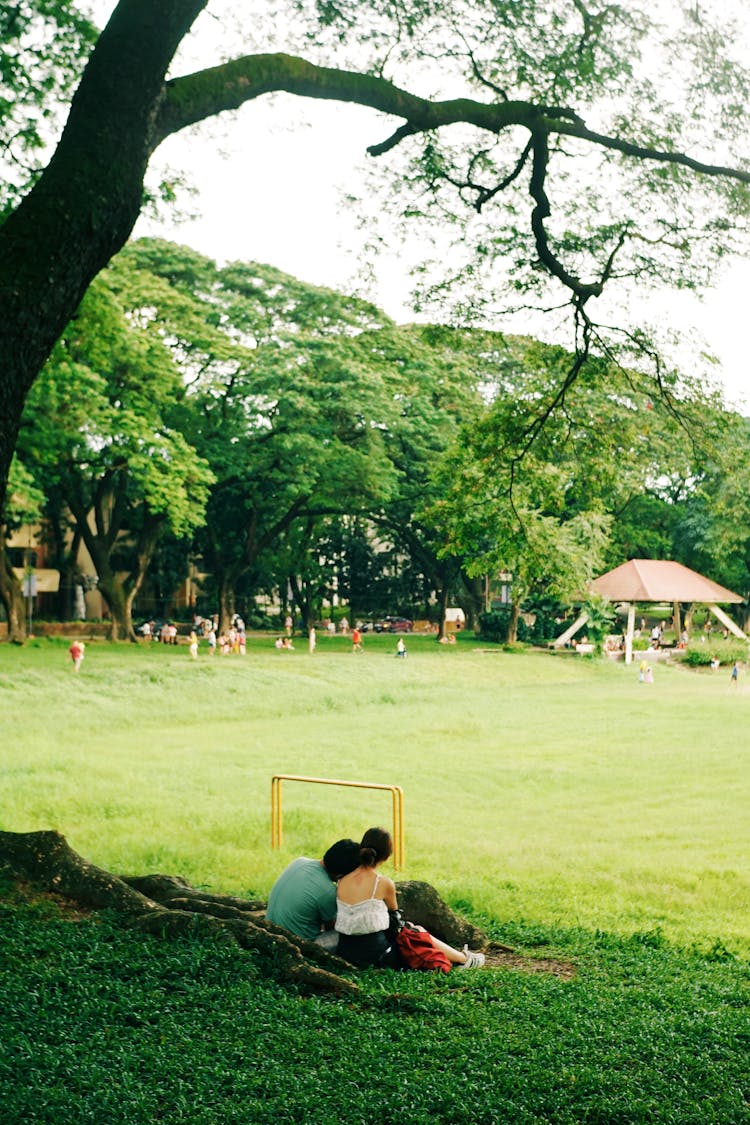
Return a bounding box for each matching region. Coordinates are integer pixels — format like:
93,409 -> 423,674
0,830 -> 360,995
506,600 -> 521,643
460,573 -> 487,634
0,531 -> 28,643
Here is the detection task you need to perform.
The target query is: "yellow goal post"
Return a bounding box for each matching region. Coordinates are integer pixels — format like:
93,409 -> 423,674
270,774 -> 405,870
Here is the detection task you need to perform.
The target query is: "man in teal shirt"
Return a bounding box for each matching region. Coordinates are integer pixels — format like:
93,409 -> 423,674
266,839 -> 359,948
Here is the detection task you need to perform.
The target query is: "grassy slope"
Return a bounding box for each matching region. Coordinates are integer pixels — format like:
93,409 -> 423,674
1,895 -> 748,1125
2,638 -> 749,1123
2,634 -> 748,952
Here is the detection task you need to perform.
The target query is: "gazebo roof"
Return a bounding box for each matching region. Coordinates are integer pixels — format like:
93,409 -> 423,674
590,559 -> 743,604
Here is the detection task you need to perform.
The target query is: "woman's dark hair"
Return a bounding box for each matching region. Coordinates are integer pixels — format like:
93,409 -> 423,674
359,826 -> 393,868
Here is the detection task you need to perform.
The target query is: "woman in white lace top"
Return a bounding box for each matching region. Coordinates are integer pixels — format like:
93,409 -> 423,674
335,827 -> 485,970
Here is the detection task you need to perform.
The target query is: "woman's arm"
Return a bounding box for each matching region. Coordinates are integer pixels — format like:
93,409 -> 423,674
382,877 -> 398,911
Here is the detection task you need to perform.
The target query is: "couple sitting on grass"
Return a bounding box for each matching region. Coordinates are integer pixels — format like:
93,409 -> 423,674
266,826 -> 484,971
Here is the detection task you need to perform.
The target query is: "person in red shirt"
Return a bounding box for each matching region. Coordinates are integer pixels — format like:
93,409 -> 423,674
352,627 -> 362,653
68,640 -> 85,672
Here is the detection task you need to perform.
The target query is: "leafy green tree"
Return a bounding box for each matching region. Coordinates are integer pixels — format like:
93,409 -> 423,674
427,336 -> 728,640
2,0 -> 750,522
358,324 -> 486,634
16,272 -> 213,640
104,240 -> 399,630
0,1 -> 97,215
669,416 -> 750,619
579,593 -> 617,656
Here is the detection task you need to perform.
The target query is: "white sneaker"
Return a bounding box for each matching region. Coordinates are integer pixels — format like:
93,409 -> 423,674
458,945 -> 485,969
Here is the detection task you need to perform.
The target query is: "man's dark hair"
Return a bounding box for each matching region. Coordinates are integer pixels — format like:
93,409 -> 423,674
323,838 -> 360,880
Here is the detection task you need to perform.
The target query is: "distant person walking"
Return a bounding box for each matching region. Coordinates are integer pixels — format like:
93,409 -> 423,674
68,640 -> 85,672
396,638 -> 407,659
352,627 -> 363,653
308,626 -> 316,655
730,660 -> 740,687
188,630 -> 199,659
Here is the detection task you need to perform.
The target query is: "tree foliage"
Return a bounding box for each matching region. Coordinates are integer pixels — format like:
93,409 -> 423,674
0,0 -> 97,214
104,239 -> 402,628
15,266 -> 213,639
425,334 -> 733,636
2,0 -> 750,524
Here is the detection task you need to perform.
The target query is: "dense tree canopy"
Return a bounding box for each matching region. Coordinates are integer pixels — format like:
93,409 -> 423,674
4,235 -> 748,640
14,264 -> 214,639
2,0 -> 750,529
102,239 -> 402,630
426,335 -> 734,637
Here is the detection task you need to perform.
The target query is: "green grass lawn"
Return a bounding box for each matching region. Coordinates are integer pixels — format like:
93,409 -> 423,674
2,636 -> 749,1124
2,633 -> 749,953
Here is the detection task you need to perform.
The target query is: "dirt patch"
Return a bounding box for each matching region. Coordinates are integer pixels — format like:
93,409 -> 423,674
483,942 -> 577,979
3,878 -> 95,923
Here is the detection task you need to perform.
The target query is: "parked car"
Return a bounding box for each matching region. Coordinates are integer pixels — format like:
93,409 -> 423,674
358,617 -> 413,633
382,616 -> 413,633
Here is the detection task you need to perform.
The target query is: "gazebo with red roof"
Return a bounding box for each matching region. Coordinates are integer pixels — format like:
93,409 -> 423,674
554,559 -> 745,663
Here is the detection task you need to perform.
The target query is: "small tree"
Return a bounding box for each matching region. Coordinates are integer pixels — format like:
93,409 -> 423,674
579,593 -> 617,657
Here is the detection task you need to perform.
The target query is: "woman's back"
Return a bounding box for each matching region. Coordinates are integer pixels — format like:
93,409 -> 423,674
336,868 -> 388,905
336,869 -> 391,937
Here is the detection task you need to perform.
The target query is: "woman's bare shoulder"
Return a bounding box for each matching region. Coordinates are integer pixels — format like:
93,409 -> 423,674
379,874 -> 396,894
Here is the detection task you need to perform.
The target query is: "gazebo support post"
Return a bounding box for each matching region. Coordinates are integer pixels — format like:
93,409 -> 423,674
625,603 -> 635,665
673,601 -> 681,642
706,603 -> 748,641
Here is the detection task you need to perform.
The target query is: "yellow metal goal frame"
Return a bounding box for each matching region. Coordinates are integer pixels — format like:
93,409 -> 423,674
270,774 -> 405,870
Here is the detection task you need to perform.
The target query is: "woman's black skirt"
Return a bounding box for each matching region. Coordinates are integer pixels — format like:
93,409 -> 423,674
337,930 -> 402,969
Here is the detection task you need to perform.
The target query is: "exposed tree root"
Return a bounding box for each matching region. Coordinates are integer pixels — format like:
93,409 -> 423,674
0,830 -> 357,995
0,830 -> 576,989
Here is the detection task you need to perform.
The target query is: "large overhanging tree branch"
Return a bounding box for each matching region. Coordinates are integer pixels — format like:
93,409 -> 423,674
154,55 -> 750,188
154,53 -> 750,310
1,0 -> 749,518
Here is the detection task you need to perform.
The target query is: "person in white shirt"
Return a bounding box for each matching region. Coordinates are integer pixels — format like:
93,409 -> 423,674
335,827 -> 485,970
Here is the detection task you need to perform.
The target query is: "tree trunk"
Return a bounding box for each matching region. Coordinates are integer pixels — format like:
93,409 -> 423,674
288,572 -> 312,633
460,572 -> 487,633
0,532 -> 28,643
61,529 -> 84,621
506,601 -> 521,643
435,583 -> 450,641
0,1 -> 207,519
97,573 -> 134,641
126,513 -> 167,637
683,603 -> 694,634
217,575 -> 237,636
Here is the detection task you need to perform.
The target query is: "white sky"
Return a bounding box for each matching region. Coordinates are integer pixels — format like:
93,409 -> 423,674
123,9 -> 750,410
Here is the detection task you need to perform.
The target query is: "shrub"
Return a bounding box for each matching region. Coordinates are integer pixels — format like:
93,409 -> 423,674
682,642 -> 747,667
478,610 -> 508,643
522,597 -> 570,644
479,610 -> 530,644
